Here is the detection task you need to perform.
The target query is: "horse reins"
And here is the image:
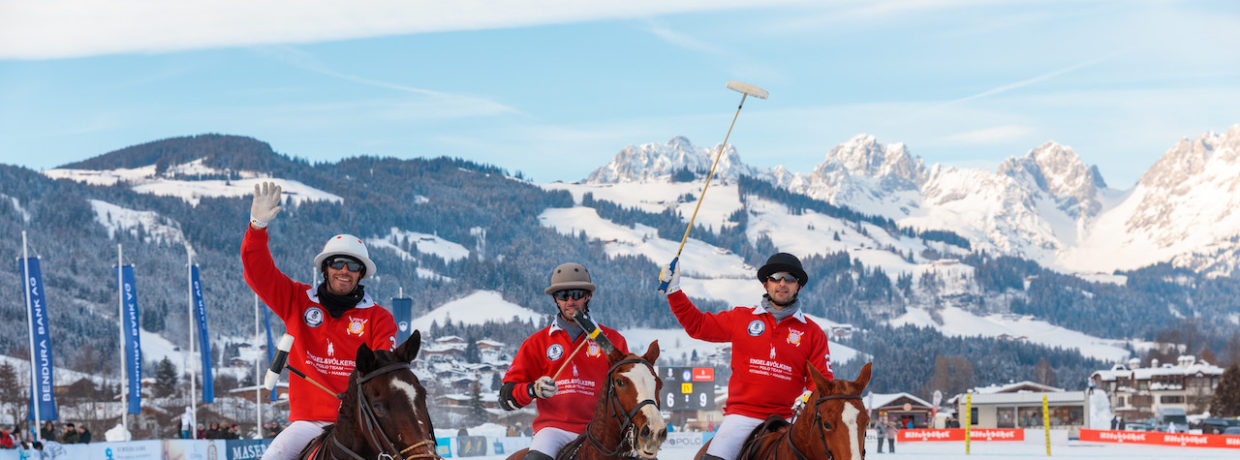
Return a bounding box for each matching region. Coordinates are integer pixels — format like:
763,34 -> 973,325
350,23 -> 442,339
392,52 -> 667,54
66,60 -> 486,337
581,358 -> 659,457
776,393 -> 864,460
326,362 -> 442,460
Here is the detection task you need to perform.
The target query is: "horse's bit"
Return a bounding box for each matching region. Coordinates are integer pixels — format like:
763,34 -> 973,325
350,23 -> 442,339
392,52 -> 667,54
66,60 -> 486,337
328,362 -> 442,460
580,358 -> 659,457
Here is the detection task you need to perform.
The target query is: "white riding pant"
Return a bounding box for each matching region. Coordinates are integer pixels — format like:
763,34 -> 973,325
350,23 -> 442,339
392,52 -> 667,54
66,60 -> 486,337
706,414 -> 775,460
261,420 -> 331,460
528,427 -> 580,457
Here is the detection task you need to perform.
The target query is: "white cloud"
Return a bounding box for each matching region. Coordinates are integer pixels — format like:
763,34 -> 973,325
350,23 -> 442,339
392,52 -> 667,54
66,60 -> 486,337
0,0 -> 809,60
941,125 -> 1032,145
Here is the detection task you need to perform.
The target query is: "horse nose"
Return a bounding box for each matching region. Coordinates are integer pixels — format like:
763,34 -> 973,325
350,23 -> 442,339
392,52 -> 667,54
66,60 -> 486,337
658,427 -> 667,442
640,426 -> 651,440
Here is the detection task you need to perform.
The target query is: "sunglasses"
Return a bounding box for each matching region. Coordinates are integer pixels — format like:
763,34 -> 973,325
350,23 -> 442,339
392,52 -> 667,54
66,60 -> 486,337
327,258 -> 364,272
553,289 -> 589,301
766,272 -> 799,284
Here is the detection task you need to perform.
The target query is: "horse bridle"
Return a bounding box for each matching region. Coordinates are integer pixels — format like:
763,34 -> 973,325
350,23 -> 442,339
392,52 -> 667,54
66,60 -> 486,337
328,362 -> 442,460
581,358 -> 659,457
780,393 -> 864,460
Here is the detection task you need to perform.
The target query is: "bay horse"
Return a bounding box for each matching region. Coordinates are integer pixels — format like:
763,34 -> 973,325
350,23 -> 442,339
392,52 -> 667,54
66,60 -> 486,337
299,330 -> 441,460
695,362 -> 873,460
507,340 -> 667,460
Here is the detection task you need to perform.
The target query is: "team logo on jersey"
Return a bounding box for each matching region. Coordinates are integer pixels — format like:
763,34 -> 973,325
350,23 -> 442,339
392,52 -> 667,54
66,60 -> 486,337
587,342 -> 601,357
747,320 -> 766,336
346,317 -> 368,336
303,307 -> 324,328
770,347 -> 777,360
787,329 -> 804,346
398,321 -> 409,332
546,344 -> 565,361
573,365 -> 579,377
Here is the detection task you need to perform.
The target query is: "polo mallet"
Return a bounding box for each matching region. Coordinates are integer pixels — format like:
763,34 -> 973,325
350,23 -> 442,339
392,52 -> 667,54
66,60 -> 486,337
550,311 -> 617,380
264,334 -> 340,399
658,81 -> 768,292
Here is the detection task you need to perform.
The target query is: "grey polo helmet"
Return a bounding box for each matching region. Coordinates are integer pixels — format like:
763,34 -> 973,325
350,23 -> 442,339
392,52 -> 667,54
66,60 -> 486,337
544,263 -> 597,295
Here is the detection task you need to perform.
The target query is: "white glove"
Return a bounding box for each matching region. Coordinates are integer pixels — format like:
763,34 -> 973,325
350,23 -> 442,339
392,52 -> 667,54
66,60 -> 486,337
792,389 -> 813,413
531,376 -> 557,399
658,260 -> 681,295
250,182 -> 283,228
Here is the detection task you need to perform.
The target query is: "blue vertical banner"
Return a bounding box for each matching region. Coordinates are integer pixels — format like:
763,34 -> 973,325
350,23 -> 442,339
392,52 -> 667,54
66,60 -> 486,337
263,306 -> 278,402
20,258 -> 58,421
190,266 -> 214,403
120,265 -> 143,415
391,297 -> 413,346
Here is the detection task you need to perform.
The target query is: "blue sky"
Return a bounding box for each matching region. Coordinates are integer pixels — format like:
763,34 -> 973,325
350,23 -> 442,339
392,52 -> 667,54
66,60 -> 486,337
1,0 -> 1237,187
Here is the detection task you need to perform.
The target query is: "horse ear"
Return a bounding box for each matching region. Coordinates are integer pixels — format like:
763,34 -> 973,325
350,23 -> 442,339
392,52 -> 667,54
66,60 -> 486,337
642,340 -> 660,365
855,362 -> 873,390
806,361 -> 831,392
396,330 -> 422,363
356,343 -> 375,373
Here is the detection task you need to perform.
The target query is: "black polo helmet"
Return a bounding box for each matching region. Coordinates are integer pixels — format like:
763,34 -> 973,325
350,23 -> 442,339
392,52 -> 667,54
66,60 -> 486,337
757,252 -> 808,286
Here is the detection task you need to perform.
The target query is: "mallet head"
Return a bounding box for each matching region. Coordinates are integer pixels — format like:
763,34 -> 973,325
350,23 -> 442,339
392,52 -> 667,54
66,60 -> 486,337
726,81 -> 768,99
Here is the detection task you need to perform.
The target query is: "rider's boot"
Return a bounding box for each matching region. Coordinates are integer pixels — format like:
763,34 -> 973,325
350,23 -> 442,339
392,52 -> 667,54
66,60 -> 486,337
526,450 -> 555,460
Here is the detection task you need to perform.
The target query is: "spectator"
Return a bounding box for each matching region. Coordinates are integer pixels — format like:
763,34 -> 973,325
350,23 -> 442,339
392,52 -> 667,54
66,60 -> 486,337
457,426 -> 469,438
39,422 -> 54,443
180,407 -> 194,439
1,427 -> 15,449
61,424 -> 77,445
875,420 -> 887,453
197,424 -> 205,439
231,424 -> 242,439
884,419 -> 898,453
76,425 -> 91,444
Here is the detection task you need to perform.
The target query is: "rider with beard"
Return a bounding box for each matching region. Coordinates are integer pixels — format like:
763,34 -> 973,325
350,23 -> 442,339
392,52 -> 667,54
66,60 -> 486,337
242,182 -> 397,460
660,253 -> 833,460
499,263 -> 630,460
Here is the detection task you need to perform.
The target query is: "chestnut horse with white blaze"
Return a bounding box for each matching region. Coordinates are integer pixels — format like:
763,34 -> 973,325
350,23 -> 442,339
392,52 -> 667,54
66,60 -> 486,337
695,362 -> 873,460
298,330 -> 442,460
508,341 -> 667,460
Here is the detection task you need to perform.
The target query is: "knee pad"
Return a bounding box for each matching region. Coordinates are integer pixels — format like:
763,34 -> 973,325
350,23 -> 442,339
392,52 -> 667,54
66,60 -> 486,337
526,450 -> 555,460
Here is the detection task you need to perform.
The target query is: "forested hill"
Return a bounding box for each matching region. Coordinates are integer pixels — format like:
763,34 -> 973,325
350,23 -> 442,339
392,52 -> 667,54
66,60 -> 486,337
3,134 -> 1238,397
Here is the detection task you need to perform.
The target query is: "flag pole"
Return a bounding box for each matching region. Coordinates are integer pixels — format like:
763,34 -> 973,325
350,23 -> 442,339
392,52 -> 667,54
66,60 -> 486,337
254,294 -> 262,439
22,231 -> 42,441
117,243 -> 127,430
186,247 -> 197,434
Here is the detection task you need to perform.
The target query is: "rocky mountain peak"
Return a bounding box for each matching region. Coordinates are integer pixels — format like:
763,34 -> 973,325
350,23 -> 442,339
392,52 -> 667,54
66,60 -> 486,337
1138,125 -> 1240,191
813,134 -> 927,185
996,141 -> 1105,219
585,137 -> 761,184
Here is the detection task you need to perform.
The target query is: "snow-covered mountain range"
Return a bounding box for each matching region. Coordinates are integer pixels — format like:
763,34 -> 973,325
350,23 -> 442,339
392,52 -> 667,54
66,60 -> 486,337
587,124 -> 1240,277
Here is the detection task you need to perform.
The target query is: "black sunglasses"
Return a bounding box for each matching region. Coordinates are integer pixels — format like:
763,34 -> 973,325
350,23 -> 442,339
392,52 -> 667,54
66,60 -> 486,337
327,258 -> 364,272
766,272 -> 799,284
553,289 -> 589,301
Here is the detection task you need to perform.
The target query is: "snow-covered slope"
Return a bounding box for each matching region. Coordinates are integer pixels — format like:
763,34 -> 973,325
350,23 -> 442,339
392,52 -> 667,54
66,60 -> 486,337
409,290 -> 543,332
46,159 -> 342,207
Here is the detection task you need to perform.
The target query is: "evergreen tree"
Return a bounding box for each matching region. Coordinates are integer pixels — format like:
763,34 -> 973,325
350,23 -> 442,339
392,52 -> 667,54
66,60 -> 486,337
1211,363 -> 1240,417
153,357 -> 179,397
467,380 -> 486,425
0,362 -> 21,422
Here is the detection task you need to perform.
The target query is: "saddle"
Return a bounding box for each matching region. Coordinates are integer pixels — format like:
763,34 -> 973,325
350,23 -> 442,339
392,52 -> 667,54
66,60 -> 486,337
735,415 -> 790,459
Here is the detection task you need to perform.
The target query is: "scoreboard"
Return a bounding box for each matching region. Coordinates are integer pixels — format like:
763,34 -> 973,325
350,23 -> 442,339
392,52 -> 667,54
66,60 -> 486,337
659,366 -> 716,411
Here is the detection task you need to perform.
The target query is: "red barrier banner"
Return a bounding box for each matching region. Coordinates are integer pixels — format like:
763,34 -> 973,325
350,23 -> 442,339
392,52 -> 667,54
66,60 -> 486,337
1080,429 -> 1240,449
898,429 -> 1023,442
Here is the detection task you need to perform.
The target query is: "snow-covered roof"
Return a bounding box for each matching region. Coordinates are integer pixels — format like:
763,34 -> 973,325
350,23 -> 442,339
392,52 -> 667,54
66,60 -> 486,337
966,391 -> 1086,405
972,381 -> 1064,394
866,392 -> 933,410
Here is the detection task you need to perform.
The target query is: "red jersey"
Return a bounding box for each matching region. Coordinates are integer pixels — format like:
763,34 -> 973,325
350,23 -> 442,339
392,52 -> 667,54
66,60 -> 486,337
242,227 -> 397,423
667,290 -> 833,419
503,321 -> 630,433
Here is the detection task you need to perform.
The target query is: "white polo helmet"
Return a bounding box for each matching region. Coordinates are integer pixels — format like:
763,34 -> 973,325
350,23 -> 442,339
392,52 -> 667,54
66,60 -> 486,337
313,234 -> 376,280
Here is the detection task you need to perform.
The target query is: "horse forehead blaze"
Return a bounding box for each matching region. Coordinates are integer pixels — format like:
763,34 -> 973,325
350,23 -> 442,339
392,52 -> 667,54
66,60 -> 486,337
840,401 -> 863,459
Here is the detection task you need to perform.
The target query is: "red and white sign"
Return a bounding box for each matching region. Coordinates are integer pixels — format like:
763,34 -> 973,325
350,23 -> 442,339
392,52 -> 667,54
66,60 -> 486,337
898,429 -> 1023,442
692,367 -> 714,381
1080,429 -> 1240,449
